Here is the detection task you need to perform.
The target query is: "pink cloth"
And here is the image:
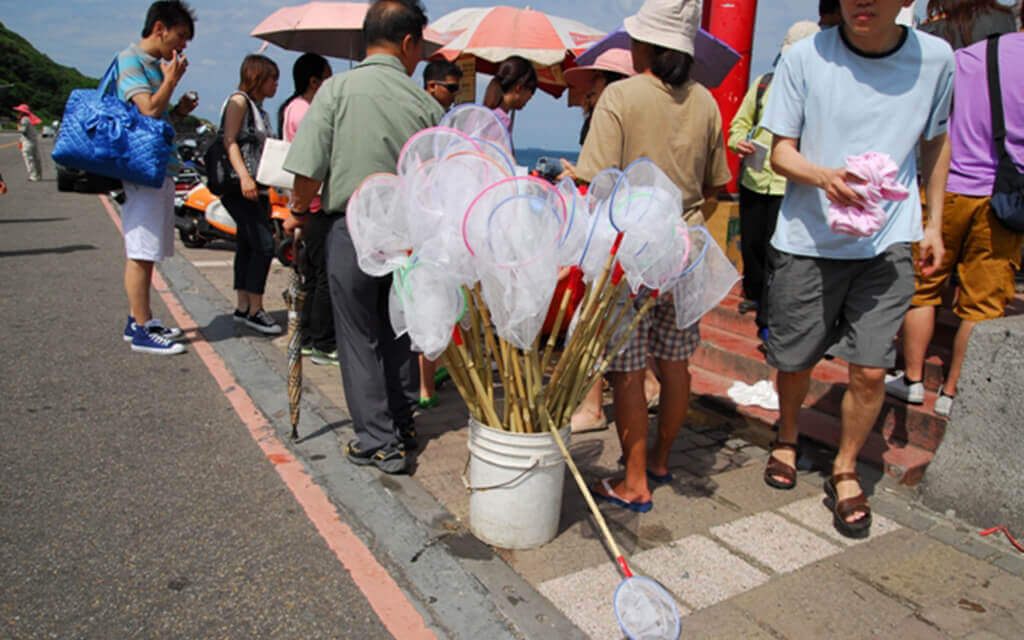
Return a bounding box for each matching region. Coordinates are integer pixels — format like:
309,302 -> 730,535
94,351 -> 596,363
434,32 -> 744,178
828,152 -> 909,238
282,97 -> 320,212
282,96 -> 310,143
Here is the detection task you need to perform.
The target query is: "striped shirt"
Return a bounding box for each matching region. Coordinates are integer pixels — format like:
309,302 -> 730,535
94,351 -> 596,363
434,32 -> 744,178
115,43 -> 179,176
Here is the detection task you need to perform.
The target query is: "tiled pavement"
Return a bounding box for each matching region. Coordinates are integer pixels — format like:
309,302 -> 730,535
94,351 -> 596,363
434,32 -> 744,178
172,237 -> 1024,639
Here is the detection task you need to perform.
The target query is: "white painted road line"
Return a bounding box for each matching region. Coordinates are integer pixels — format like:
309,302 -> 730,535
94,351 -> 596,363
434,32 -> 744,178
634,535 -> 770,610
711,512 -> 842,574
539,562 -> 636,639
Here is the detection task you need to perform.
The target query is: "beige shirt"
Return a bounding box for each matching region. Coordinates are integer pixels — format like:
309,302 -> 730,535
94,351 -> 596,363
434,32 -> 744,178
576,74 -> 732,223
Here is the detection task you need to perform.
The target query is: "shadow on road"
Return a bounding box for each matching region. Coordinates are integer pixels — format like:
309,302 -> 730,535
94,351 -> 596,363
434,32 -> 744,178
0,217 -> 70,224
0,244 -> 96,257
295,418 -> 351,444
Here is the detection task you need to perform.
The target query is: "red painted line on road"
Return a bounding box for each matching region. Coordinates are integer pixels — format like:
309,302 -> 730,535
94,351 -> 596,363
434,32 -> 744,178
98,196 -> 437,640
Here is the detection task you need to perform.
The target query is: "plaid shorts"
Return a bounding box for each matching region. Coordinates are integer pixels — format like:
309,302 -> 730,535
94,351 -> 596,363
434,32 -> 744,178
607,293 -> 701,372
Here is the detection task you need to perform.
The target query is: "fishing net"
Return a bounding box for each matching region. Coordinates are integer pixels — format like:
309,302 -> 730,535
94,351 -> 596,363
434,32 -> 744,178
555,177 -> 589,267
609,160 -> 689,293
613,576 -> 682,640
389,256 -> 467,361
577,168 -> 624,281
671,225 -> 741,330
396,126 -> 479,178
345,173 -> 409,277
462,176 -> 565,269
404,150 -> 512,282
463,177 -> 565,350
440,104 -> 513,157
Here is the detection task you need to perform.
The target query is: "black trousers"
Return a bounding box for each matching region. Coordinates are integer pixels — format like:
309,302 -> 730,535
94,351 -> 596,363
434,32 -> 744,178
300,212 -> 336,352
222,193 -> 274,296
738,185 -> 782,303
327,218 -> 418,450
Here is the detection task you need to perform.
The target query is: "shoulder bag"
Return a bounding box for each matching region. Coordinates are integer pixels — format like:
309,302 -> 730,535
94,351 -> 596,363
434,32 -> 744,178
986,35 -> 1024,232
256,138 -> 294,191
51,57 -> 175,188
205,92 -> 266,196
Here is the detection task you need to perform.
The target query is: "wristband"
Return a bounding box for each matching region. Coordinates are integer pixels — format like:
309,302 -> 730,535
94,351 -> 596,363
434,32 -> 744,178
290,209 -> 308,218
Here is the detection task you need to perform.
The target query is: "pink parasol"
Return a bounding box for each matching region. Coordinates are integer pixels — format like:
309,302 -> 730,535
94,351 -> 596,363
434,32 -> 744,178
251,1 -> 445,60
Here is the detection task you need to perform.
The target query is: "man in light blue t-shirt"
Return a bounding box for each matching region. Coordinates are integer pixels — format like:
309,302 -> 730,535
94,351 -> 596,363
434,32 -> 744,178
757,0 -> 953,539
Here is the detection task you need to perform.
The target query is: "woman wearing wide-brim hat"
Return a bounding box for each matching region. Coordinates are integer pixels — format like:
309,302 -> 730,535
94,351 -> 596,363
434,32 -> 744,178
13,104 -> 42,181
570,0 -> 732,513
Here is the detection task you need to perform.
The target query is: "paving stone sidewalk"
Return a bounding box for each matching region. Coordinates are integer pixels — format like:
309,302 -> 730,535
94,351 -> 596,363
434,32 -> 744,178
175,237 -> 1024,639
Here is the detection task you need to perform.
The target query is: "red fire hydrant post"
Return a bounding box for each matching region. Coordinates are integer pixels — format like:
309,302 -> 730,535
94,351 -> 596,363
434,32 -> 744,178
704,0 -> 759,195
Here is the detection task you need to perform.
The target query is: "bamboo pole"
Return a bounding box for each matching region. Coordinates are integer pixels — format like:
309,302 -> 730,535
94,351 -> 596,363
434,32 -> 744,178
453,329 -> 503,430
537,400 -> 628,567
442,343 -> 481,422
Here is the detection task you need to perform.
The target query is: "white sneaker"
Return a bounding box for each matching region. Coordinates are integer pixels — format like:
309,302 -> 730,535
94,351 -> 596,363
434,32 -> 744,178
884,371 -> 924,404
934,393 -> 954,417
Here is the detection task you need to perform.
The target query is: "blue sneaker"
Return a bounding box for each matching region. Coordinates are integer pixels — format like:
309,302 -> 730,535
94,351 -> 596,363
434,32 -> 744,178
130,322 -> 186,355
123,316 -> 184,342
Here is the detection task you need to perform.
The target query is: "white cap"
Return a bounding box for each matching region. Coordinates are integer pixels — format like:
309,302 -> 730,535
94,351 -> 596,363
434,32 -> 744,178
781,20 -> 820,54
623,0 -> 701,56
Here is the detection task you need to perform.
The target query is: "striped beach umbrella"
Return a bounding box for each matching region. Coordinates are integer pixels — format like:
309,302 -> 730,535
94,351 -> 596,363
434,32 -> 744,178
428,6 -> 606,97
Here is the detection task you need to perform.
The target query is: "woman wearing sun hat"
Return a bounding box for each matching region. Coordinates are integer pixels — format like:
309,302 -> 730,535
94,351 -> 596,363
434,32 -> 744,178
13,104 -> 42,181
562,47 -> 664,434
571,0 -> 731,513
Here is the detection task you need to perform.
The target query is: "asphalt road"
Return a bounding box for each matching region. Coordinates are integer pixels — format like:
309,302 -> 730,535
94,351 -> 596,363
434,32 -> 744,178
0,136 -> 395,638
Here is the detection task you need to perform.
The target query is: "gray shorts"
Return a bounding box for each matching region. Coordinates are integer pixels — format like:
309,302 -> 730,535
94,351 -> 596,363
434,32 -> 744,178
762,243 -> 914,372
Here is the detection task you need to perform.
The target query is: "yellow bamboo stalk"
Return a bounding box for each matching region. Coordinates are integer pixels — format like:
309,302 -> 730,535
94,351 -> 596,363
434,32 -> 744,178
537,401 -> 628,566
540,282 -> 575,376
454,336 -> 502,430
443,343 -> 481,421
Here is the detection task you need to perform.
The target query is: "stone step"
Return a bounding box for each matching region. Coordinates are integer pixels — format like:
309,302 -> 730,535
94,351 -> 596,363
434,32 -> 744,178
689,366 -> 935,485
694,324 -> 948,452
705,292 -> 951,392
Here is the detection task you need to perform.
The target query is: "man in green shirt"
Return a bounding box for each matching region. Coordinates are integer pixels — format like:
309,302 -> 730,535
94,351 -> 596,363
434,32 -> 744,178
284,0 -> 444,474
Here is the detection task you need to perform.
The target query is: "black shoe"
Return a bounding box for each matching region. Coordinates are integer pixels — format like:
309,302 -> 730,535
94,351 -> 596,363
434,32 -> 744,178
246,309 -> 283,335
738,299 -> 759,314
346,439 -> 409,474
397,421 -> 418,451
233,308 -> 249,323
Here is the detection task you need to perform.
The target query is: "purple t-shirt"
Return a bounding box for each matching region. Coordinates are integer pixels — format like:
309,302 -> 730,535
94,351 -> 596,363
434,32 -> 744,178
946,33 -> 1024,196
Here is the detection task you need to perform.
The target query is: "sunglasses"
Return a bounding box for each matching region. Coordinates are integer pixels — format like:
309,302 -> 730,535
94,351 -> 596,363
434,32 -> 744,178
437,82 -> 460,93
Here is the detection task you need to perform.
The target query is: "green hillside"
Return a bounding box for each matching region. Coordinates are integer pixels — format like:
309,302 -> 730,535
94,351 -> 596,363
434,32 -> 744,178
0,21 -> 99,123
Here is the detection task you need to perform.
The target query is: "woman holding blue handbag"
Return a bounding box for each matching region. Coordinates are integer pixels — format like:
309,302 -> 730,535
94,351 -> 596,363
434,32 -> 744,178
221,54 -> 282,335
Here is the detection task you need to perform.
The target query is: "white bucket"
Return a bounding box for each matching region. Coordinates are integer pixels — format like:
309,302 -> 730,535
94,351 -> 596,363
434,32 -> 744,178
466,418 -> 571,549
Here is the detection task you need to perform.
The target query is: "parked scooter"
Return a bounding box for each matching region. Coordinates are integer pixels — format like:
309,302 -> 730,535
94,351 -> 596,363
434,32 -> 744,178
175,184 -> 296,265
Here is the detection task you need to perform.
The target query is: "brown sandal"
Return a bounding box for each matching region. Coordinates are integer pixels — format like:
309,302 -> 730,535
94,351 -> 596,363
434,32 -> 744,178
763,440 -> 798,490
825,472 -> 872,538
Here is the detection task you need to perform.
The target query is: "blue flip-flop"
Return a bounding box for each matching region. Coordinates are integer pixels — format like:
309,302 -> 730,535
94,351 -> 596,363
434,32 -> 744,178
616,456 -> 673,485
646,469 -> 673,485
593,478 -> 653,513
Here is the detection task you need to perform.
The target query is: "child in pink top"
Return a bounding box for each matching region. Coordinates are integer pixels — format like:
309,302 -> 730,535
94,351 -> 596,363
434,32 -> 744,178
279,53 -> 332,213
278,53 -> 336,363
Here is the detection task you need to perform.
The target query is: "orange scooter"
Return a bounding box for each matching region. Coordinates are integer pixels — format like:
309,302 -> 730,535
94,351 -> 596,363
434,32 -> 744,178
175,184 -> 295,265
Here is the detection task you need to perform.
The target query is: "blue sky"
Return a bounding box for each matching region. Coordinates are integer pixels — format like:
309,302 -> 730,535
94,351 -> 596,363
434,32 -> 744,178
2,1 -> 927,150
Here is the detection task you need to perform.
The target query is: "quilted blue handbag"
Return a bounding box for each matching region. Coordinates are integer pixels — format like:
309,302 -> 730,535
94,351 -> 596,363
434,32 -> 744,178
52,57 -> 175,188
